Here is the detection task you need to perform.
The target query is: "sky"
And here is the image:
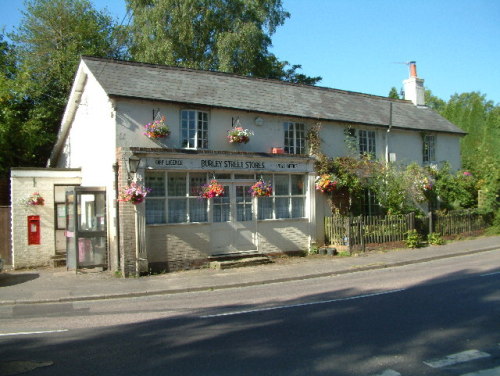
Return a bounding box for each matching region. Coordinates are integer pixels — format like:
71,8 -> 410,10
1,0 -> 499,104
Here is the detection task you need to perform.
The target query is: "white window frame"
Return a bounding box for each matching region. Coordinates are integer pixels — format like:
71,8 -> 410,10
358,129 -> 376,158
284,122 -> 306,154
145,172 -> 308,224
145,171 -> 208,224
181,109 -> 208,149
423,134 -> 436,164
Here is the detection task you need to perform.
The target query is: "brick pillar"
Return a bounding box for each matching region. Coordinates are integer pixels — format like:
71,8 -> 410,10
116,148 -> 138,277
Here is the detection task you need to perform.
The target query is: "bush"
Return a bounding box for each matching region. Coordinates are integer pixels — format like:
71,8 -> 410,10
427,232 -> 445,245
405,229 -> 423,248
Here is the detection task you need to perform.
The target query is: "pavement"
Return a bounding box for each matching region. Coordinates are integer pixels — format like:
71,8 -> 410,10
0,235 -> 499,306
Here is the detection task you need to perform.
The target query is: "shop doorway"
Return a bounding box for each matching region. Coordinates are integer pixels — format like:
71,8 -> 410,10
211,182 -> 257,254
65,187 -> 107,270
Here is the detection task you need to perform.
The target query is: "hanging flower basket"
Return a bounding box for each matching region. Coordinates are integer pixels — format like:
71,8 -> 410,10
144,116 -> 170,139
200,179 -> 224,198
24,192 -> 45,206
315,174 -> 339,193
422,176 -> 434,191
227,127 -> 254,144
249,180 -> 273,197
118,182 -> 151,204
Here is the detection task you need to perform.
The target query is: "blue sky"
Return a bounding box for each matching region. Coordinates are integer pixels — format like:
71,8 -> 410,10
1,0 -> 499,104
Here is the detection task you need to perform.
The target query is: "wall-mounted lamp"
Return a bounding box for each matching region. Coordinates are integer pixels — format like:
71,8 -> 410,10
127,155 -> 141,178
255,117 -> 264,126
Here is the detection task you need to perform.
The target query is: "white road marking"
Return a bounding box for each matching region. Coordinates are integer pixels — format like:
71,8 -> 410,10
199,289 -> 405,318
480,271 -> 500,277
0,329 -> 68,337
460,366 -> 500,376
370,369 -> 401,376
424,349 -> 491,368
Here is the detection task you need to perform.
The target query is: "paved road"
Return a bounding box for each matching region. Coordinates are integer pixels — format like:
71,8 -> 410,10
1,250 -> 499,375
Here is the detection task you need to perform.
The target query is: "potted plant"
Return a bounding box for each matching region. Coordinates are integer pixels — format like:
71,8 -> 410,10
315,174 -> 339,193
118,182 -> 151,204
25,192 -> 45,206
200,179 -> 225,198
144,116 -> 170,139
227,127 -> 254,144
249,179 -> 273,197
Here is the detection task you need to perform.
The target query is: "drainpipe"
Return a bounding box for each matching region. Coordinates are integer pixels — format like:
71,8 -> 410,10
113,162 -> 121,271
385,102 -> 393,165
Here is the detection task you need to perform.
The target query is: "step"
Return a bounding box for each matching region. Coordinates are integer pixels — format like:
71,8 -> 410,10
209,256 -> 273,270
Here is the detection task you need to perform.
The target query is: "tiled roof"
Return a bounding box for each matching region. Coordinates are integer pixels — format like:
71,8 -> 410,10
82,56 -> 465,135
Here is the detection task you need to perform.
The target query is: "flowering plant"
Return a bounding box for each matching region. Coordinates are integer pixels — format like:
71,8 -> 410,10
422,176 -> 434,191
227,127 -> 254,144
118,182 -> 151,204
315,174 -> 339,193
24,192 -> 45,206
249,180 -> 273,197
144,116 -> 170,139
200,179 -> 225,198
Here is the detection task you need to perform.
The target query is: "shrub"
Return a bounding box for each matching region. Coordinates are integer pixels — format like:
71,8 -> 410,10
405,229 -> 423,248
427,232 -> 445,245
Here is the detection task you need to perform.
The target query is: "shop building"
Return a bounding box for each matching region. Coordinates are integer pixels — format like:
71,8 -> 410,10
10,58 -> 465,275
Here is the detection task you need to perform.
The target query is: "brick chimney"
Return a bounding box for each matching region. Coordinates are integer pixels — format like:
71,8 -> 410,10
403,61 -> 425,106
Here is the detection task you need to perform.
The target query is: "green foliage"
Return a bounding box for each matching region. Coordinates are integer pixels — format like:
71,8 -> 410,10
126,0 -> 321,84
427,232 -> 445,245
388,87 -> 400,99
405,229 -> 423,248
0,0 -> 127,176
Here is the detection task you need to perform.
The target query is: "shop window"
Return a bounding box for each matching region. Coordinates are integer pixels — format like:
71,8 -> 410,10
145,172 -> 307,224
284,122 -> 305,154
258,174 -> 306,220
145,172 -> 207,224
181,110 -> 208,149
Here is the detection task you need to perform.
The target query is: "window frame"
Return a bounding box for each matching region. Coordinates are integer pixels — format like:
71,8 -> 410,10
145,172 -> 308,224
422,134 -> 436,164
358,129 -> 376,158
180,109 -> 209,150
284,122 -> 306,155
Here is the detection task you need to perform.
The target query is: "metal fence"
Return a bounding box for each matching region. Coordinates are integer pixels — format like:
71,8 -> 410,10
324,213 -> 415,252
324,210 -> 491,252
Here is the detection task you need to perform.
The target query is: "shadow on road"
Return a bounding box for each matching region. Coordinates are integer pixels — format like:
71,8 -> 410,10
1,267 -> 499,376
0,273 -> 39,287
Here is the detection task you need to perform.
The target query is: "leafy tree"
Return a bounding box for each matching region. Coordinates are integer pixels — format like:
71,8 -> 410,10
388,87 -> 400,99
437,92 -> 499,213
126,0 -> 321,84
424,89 -> 446,112
0,0 -> 128,174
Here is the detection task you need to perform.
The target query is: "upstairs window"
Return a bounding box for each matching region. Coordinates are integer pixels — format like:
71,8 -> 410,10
358,130 -> 376,158
423,134 -> 436,164
284,122 -> 305,154
181,110 -> 208,149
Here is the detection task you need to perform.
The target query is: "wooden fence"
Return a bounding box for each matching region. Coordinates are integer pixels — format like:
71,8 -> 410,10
0,206 -> 11,264
432,210 -> 489,236
324,213 -> 415,252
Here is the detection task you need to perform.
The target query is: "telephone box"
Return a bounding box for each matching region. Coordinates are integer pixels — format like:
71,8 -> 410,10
27,215 -> 41,245
65,187 -> 107,270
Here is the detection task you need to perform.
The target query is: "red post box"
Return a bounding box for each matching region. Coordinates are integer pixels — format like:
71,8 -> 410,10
28,215 -> 41,245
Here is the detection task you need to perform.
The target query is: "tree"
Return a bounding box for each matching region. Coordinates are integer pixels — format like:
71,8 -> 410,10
126,0 -> 321,84
0,0 -> 128,174
435,91 -> 500,214
388,87 -> 400,99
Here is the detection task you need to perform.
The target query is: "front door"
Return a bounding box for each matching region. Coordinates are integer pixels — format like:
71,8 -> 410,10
211,183 -> 256,254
